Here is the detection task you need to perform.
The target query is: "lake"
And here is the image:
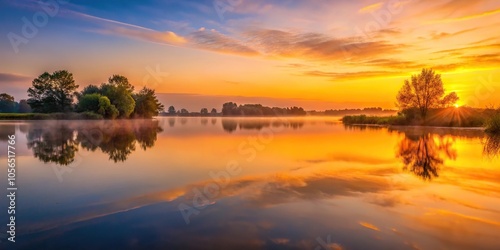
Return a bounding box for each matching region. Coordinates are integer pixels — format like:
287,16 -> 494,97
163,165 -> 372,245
1,117 -> 499,250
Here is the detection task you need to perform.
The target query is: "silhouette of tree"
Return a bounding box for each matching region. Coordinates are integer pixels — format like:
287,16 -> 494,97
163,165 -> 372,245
222,102 -> 239,116
27,70 -> 79,113
200,108 -> 209,116
396,132 -> 457,180
168,106 -> 176,115
0,93 -> 16,112
17,99 -> 31,113
211,108 -> 217,115
397,68 -> 458,120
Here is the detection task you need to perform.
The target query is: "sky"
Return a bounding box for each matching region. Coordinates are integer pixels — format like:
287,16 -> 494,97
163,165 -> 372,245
0,0 -> 499,111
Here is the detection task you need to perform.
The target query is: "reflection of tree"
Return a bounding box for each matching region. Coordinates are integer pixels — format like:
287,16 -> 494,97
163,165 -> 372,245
0,124 -> 16,141
221,119 -> 305,133
26,120 -> 162,165
168,118 -> 175,127
96,123 -> 136,162
135,120 -> 163,150
222,119 -> 237,133
396,133 -> 457,180
27,123 -> 78,165
483,134 -> 500,158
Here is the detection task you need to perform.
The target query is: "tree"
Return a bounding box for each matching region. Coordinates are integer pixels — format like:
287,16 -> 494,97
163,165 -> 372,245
222,102 -> 239,116
18,99 -> 32,113
168,106 -> 176,115
211,108 -> 217,115
0,93 -> 16,112
27,70 -> 79,113
200,108 -> 208,116
100,75 -> 135,118
132,87 -> 164,118
77,93 -> 118,119
108,75 -> 134,93
397,68 -> 458,120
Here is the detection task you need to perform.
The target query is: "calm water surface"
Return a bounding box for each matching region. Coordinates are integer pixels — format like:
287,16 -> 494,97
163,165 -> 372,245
1,117 -> 499,250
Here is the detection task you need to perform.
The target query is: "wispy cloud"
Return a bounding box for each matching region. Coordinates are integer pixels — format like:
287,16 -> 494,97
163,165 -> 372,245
188,28 -> 259,56
428,8 -> 500,24
359,2 -> 384,14
0,72 -> 32,82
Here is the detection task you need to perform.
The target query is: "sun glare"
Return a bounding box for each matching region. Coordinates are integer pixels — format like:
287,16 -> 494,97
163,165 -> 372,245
454,104 -> 459,108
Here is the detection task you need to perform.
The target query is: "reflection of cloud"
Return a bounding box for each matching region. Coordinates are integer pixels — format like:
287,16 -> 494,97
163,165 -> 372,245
24,169 -> 403,234
359,222 -> 381,231
301,153 -> 395,165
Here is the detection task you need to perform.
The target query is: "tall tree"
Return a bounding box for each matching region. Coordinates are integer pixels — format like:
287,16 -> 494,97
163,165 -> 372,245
397,68 -> 458,119
27,70 -> 79,113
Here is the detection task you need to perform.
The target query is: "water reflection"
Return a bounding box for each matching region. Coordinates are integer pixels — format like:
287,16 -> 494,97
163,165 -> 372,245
484,134 -> 500,158
221,118 -> 305,133
27,124 -> 79,165
0,123 -> 16,140
344,125 -> 484,181
26,120 -> 162,165
396,133 -> 457,180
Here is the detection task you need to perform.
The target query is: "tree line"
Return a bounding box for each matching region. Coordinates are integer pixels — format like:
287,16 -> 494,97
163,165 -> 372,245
161,103 -> 307,117
1,70 -> 164,119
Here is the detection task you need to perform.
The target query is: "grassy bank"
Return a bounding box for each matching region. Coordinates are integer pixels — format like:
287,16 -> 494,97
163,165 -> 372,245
342,107 -> 500,131
0,112 -> 103,120
485,113 -> 500,134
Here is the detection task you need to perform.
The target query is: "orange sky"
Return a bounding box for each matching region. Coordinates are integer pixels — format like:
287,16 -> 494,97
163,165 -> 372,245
0,0 -> 499,110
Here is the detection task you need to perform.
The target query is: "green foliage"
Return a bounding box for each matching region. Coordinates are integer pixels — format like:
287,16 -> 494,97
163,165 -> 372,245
132,87 -> 164,118
98,96 -> 119,119
100,82 -> 135,118
77,94 -> 118,119
27,70 -> 79,113
77,93 -> 101,113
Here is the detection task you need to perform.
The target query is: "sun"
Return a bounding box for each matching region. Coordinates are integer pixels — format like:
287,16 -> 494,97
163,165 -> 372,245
454,103 -> 459,108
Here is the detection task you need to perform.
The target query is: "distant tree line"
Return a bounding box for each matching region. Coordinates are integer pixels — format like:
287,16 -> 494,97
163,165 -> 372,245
0,93 -> 32,113
312,107 -> 397,116
161,103 -> 306,117
0,70 -> 164,119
